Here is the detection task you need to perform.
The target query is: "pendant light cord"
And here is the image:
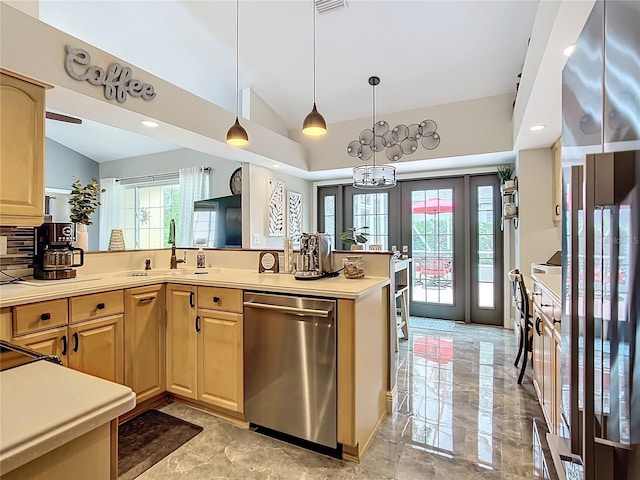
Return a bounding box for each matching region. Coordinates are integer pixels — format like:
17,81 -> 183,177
372,79 -> 376,168
235,0 -> 240,118
313,2 -> 317,104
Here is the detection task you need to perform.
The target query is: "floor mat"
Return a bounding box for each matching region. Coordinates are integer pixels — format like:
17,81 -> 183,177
409,316 -> 456,332
118,409 -> 203,480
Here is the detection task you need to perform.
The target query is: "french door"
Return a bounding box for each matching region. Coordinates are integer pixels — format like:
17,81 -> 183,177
401,175 -> 503,324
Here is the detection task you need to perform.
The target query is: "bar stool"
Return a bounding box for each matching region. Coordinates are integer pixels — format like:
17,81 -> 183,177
508,268 -> 533,384
394,259 -> 411,351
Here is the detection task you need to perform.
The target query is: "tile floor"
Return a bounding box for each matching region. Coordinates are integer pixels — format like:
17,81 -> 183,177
136,321 -> 554,479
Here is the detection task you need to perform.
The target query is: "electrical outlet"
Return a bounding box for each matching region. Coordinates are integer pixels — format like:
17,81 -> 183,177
0,236 -> 7,256
402,245 -> 408,253
252,234 -> 260,245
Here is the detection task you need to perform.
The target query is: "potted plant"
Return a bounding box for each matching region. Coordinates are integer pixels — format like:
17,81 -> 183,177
68,176 -> 105,250
497,165 -> 516,189
340,226 -> 369,250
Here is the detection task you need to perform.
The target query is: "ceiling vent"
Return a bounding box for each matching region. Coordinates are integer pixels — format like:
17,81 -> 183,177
315,0 -> 347,15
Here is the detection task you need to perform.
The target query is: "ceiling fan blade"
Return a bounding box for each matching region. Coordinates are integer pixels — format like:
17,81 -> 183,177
45,111 -> 83,124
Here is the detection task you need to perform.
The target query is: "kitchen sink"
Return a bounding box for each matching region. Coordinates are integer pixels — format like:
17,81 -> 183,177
117,268 -> 221,277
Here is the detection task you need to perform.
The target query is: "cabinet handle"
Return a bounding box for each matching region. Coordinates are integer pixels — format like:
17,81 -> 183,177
532,292 -> 541,296
72,332 -> 79,352
41,312 -> 51,321
213,296 -> 220,303
541,303 -> 553,307
553,318 -> 562,325
61,335 -> 68,356
189,291 -> 194,308
96,302 -> 105,310
535,317 -> 542,336
138,296 -> 155,303
195,315 -> 201,333
555,204 -> 560,216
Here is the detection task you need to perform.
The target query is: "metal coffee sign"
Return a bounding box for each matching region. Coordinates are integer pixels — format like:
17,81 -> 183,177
64,45 -> 156,103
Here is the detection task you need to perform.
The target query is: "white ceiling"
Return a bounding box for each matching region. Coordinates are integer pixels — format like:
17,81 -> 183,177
35,0 -> 592,178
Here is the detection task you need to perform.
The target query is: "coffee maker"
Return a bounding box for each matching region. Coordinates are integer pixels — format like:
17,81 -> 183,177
34,223 -> 84,280
294,233 -> 333,279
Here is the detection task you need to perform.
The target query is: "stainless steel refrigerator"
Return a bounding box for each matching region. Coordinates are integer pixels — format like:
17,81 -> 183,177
555,1 -> 640,479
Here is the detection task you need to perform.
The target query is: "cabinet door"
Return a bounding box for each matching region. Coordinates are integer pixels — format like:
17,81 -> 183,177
542,319 -> 554,430
198,309 -> 243,413
11,327 -> 68,366
0,72 -> 45,225
532,313 -> 544,400
68,314 -> 124,384
166,285 -> 198,399
125,285 -> 165,403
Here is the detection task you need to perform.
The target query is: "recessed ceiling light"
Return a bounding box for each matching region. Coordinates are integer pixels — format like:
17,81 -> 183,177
272,164 -> 280,168
530,125 -> 545,132
563,44 -> 576,57
141,120 -> 159,128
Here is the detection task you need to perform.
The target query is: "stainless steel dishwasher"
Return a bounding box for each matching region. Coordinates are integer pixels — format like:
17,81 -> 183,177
244,292 -> 337,448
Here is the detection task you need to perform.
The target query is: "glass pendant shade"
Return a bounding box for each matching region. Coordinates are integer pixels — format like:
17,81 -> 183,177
226,117 -> 249,147
353,165 -> 396,189
302,103 -> 327,136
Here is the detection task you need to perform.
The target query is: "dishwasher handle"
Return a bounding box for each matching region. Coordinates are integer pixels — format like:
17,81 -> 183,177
243,301 -> 331,318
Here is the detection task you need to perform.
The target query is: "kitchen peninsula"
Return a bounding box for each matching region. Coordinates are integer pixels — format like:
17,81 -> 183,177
0,251 -> 392,463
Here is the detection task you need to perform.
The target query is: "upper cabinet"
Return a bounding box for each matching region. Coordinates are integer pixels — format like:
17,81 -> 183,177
551,137 -> 562,226
0,69 -> 50,226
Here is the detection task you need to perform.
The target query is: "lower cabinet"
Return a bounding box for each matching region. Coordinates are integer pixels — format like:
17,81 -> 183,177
166,284 -> 198,399
166,284 -> 243,414
125,285 -> 165,403
13,315 -> 124,384
197,309 -> 243,413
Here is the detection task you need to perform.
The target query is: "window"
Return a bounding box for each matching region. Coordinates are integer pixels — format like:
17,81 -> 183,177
323,195 -> 336,248
119,180 -> 181,249
353,192 -> 389,249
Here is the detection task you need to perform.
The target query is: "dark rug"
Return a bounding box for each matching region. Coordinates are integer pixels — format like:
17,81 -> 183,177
118,409 -> 203,480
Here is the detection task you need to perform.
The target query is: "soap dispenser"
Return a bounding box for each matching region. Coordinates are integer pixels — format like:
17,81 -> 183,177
196,247 -> 206,268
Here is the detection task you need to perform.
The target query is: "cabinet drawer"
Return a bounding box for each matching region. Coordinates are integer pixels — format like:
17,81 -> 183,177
14,299 -> 68,336
70,290 -> 124,323
198,286 -> 243,313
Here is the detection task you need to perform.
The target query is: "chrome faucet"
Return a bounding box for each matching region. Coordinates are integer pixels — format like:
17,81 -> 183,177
168,219 -> 186,269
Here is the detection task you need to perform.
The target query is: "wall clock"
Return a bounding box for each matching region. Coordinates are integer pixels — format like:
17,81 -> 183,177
229,167 -> 242,195
258,251 -> 279,273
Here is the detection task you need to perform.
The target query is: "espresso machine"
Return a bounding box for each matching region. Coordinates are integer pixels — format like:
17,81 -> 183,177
33,223 -> 84,280
294,233 -> 333,279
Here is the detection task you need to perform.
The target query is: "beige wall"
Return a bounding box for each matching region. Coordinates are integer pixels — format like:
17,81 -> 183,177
515,148 -> 562,276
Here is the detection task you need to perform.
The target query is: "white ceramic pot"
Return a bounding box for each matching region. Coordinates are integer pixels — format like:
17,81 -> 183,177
504,202 -> 517,216
74,223 -> 89,251
504,179 -> 516,189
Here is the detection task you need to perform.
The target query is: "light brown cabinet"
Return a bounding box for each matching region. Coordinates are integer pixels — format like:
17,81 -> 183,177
0,69 -> 49,226
551,137 -> 562,226
531,279 -> 562,434
11,292 -> 124,384
166,284 -> 198,399
166,284 -> 244,414
125,285 -> 165,403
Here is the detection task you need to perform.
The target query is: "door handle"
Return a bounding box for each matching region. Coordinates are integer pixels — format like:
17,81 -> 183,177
61,335 -> 67,356
535,317 -> 542,336
189,291 -> 194,308
72,332 -> 79,352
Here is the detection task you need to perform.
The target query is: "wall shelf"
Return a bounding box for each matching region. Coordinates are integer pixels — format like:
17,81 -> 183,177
501,176 -> 519,230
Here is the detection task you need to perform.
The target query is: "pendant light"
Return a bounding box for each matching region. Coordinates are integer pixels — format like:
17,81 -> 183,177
302,1 -> 327,136
353,76 -> 396,189
227,0 -> 249,147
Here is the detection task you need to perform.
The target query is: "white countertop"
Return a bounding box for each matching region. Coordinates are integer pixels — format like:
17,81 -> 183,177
0,361 -> 135,474
0,268 -> 390,308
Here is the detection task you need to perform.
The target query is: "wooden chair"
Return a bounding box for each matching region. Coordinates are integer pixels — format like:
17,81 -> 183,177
509,268 -> 533,384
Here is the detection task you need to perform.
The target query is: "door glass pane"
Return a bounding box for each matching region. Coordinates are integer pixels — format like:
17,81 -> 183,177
477,186 -> 494,308
353,193 -> 389,249
323,195 -> 336,248
412,189 -> 454,305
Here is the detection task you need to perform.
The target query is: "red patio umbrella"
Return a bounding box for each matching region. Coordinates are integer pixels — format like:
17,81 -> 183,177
412,198 -> 453,214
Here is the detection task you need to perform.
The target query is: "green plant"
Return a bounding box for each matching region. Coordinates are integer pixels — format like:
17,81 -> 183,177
340,226 -> 369,245
68,176 -> 105,226
496,165 -> 514,182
